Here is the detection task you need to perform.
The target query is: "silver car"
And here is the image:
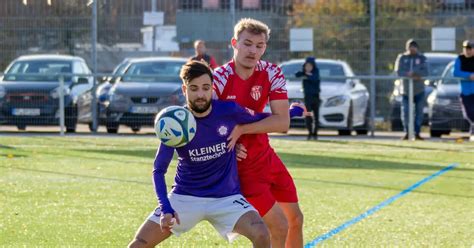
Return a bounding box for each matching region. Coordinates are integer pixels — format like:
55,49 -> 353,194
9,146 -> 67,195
104,57 -> 187,133
280,59 -> 369,135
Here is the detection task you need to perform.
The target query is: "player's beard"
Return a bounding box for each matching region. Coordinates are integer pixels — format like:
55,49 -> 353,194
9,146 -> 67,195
189,98 -> 211,114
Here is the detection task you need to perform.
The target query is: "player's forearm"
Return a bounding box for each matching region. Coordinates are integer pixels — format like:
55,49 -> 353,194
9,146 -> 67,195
153,170 -> 174,215
240,113 -> 289,134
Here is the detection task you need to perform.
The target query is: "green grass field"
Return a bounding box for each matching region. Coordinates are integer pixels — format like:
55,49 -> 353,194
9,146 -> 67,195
1,136 -> 473,247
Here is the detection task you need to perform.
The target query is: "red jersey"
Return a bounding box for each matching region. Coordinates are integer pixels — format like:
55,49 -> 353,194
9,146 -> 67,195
213,60 -> 288,173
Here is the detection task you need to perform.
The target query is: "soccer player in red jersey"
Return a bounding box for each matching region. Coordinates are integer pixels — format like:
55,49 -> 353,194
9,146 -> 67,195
213,18 -> 303,248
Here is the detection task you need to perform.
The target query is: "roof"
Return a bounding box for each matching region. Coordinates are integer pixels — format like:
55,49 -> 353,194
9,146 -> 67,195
15,54 -> 85,62
127,56 -> 188,64
424,52 -> 458,59
281,58 -> 348,66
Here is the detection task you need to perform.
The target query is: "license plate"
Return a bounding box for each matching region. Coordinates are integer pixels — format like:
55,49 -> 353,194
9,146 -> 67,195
130,106 -> 159,114
12,108 -> 41,116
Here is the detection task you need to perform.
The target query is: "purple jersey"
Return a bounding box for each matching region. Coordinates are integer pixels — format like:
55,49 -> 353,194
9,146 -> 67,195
153,100 -> 268,215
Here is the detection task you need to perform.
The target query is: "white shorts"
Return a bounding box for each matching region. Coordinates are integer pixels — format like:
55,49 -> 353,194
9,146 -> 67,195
148,193 -> 256,242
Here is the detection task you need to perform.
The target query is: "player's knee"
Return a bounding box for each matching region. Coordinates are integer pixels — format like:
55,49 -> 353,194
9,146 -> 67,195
128,236 -> 150,248
288,210 -> 304,229
270,217 -> 289,237
252,225 -> 271,247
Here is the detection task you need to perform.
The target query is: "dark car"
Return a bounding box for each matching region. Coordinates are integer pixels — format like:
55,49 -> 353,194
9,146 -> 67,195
427,61 -> 469,137
0,54 -> 92,132
77,58 -> 132,131
103,57 -> 187,133
389,52 -> 457,131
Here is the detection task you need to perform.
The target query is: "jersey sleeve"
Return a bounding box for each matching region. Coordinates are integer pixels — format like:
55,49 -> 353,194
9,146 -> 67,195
152,143 -> 176,215
268,64 -> 288,101
453,57 -> 472,79
232,102 -> 270,124
212,64 -> 232,100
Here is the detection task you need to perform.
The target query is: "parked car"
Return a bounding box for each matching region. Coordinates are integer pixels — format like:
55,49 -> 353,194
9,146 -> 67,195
427,61 -> 469,137
102,57 -> 187,133
389,52 -> 457,131
279,59 -> 369,135
77,58 -> 132,131
0,54 -> 93,132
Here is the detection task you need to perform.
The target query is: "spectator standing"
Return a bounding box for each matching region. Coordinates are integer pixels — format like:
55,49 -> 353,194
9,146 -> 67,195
190,40 -> 218,69
295,57 -> 320,140
394,39 -> 428,140
453,40 -> 474,141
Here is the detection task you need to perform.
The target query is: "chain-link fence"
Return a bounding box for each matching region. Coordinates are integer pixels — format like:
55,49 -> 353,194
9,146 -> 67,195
0,0 -> 472,136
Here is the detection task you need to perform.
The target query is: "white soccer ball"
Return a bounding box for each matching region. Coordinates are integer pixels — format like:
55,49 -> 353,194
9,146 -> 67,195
154,106 -> 196,147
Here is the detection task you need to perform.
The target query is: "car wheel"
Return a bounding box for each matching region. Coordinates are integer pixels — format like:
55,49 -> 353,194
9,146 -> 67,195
338,102 -> 353,136
88,123 -> 97,132
17,125 -> 26,131
66,127 -> 76,133
131,126 -> 141,133
106,122 -> 119,134
65,105 -> 77,133
355,103 -> 370,136
430,129 -> 449,138
390,106 -> 403,131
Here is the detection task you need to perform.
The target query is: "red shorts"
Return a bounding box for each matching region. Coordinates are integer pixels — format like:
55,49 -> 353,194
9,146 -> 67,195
238,151 -> 298,216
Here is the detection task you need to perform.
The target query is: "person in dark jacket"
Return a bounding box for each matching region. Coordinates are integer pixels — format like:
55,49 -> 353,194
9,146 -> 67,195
394,39 -> 428,140
295,57 -> 320,140
453,40 -> 474,141
190,40 -> 218,69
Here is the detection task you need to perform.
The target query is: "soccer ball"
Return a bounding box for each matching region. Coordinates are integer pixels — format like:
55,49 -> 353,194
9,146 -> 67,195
154,106 -> 196,147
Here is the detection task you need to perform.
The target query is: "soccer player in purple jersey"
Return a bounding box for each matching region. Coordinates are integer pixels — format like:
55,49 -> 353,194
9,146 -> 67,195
128,60 -> 272,248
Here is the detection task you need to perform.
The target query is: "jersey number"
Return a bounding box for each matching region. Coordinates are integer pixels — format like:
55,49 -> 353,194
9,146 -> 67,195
233,198 -> 250,209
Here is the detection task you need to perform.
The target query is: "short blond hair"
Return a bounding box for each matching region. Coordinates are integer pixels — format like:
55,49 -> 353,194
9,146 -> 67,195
194,40 -> 205,48
233,18 -> 270,41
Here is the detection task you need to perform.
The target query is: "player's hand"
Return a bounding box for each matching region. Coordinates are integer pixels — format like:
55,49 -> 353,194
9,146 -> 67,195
160,212 -> 180,232
227,125 -> 243,151
235,143 -> 247,161
470,73 -> 474,81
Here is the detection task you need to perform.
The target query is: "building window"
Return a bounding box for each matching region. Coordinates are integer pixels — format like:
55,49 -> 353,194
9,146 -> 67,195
203,0 -> 219,9
179,0 -> 202,9
242,0 -> 260,9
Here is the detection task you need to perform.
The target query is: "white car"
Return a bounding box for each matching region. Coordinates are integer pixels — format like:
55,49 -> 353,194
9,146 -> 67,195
277,59 -> 370,135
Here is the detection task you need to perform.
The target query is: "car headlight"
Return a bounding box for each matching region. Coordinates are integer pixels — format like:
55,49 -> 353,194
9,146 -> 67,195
50,86 -> 70,99
434,98 -> 451,106
324,95 -> 348,107
393,89 -> 400,97
0,86 -> 5,98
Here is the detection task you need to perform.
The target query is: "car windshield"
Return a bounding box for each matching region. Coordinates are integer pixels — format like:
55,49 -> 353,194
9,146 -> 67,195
4,60 -> 72,82
121,61 -> 184,83
428,60 -> 454,76
281,62 -> 346,83
441,65 -> 459,85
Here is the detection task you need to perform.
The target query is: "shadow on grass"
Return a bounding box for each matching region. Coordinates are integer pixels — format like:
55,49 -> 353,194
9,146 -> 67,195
277,152 -> 473,172
295,177 -> 473,199
0,144 -> 16,149
0,165 -> 150,185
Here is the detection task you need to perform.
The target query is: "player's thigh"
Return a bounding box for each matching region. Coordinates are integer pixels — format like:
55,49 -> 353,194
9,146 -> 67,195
206,194 -> 258,241
129,220 -> 171,248
269,154 -> 298,203
262,202 -> 288,232
241,181 -> 276,217
233,210 -> 269,241
166,194 -> 207,235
